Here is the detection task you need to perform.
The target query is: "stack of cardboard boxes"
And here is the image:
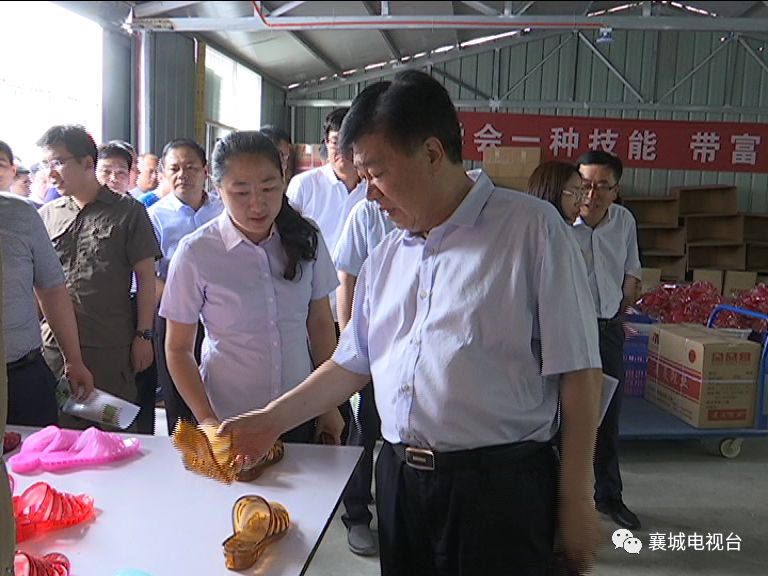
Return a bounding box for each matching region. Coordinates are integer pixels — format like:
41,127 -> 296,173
481,147 -> 541,191
645,324 -> 760,429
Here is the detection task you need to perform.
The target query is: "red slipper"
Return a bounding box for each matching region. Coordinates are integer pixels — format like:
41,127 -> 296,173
13,482 -> 95,543
14,551 -> 70,576
3,431 -> 21,454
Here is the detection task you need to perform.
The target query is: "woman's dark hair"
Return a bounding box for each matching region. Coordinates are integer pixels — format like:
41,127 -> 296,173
211,131 -> 318,281
527,160 -> 581,221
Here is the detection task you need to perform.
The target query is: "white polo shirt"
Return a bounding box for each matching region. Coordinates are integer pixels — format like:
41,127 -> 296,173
333,171 -> 602,452
572,203 -> 642,319
286,163 -> 368,255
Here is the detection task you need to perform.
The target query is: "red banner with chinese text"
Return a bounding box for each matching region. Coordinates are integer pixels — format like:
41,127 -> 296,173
459,111 -> 768,173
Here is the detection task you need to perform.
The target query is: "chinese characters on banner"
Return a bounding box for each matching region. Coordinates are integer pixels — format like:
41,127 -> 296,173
458,111 -> 768,173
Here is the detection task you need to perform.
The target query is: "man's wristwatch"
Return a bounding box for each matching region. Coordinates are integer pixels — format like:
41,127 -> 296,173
135,329 -> 155,341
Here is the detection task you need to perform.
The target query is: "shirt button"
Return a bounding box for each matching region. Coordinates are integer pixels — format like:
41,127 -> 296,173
401,383 -> 410,392
419,291 -> 428,299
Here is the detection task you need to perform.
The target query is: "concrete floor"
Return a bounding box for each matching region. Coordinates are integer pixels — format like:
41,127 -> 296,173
155,410 -> 768,575
306,438 -> 768,576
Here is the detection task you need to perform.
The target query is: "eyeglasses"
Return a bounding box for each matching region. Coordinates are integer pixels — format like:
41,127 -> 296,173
562,188 -> 587,201
581,180 -> 618,194
42,155 -> 79,171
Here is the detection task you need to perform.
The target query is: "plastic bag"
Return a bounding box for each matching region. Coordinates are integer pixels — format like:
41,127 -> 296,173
55,377 -> 140,430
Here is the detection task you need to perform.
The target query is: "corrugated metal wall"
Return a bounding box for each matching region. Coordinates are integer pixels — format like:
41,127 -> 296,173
146,33 -> 197,155
293,30 -> 768,212
102,29 -> 133,144
262,80 -> 289,131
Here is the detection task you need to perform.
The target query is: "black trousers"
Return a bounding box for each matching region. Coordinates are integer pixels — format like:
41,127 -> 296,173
375,441 -> 557,576
155,315 -> 201,432
131,296 -> 158,435
594,320 -> 626,503
342,381 -> 381,528
7,353 -> 59,427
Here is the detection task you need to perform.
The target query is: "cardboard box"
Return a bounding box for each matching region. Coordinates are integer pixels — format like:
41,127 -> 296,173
642,255 -> 685,281
641,268 -> 662,293
482,147 -> 541,191
645,324 -> 759,428
673,185 -> 739,216
723,271 -> 757,298
487,176 -> 531,191
692,269 -> 724,294
295,143 -> 324,173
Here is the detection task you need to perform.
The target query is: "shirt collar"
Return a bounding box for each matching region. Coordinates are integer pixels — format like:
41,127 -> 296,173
321,162 -> 363,192
441,169 -> 493,229
167,191 -> 209,212
218,211 -> 277,252
574,203 -> 614,230
62,186 -> 116,210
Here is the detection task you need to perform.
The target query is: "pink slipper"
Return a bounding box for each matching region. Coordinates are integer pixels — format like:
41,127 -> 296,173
8,427 -> 80,474
37,427 -> 140,472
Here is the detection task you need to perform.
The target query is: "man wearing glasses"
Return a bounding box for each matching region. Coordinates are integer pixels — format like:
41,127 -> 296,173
573,150 -> 642,530
37,125 -> 161,430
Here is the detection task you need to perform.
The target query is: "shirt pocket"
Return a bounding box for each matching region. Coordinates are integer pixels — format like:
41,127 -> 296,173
78,223 -> 116,263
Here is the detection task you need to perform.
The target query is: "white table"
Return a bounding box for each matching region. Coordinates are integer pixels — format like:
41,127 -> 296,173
7,428 -> 362,576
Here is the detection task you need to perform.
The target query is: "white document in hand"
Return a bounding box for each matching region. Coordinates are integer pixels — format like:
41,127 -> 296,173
600,374 -> 619,424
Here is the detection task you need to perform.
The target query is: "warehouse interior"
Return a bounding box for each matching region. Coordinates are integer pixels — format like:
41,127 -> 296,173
3,1 -> 768,574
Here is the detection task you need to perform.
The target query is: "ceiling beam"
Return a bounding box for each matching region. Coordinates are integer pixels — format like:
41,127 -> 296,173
267,1 -> 306,18
363,1 -> 402,60
738,36 -> 768,77
517,2 -> 535,15
290,31 -> 345,75
286,97 -> 768,116
292,30 -> 566,95
127,14 -> 768,33
461,2 -> 500,16
431,67 -> 492,99
133,1 -> 204,18
577,31 -> 645,102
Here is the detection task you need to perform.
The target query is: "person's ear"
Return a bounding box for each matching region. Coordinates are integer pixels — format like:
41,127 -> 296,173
423,137 -> 445,173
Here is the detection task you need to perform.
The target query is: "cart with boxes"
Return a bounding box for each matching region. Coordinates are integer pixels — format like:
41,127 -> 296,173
619,305 -> 768,458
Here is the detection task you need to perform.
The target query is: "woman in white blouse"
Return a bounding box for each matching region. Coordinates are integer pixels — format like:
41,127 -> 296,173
160,131 -> 343,443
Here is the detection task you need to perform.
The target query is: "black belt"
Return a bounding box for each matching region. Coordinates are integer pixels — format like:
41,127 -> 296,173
6,348 -> 43,371
597,313 -> 623,330
390,440 -> 548,472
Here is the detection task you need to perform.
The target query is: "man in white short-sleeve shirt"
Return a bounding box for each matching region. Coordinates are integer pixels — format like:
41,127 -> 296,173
222,71 -> 603,576
572,150 -> 642,531
286,108 -> 367,320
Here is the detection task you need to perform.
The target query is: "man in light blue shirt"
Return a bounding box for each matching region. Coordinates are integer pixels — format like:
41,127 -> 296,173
572,150 -> 642,531
222,72 -> 603,576
148,139 -> 223,431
